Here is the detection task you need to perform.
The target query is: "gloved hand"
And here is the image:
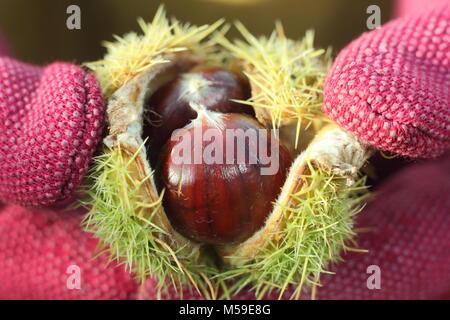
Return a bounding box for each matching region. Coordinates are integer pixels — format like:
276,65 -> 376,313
1,2 -> 450,300
0,30 -> 138,299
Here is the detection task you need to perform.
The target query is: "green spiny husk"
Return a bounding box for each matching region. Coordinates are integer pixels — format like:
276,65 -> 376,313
80,144 -> 223,299
217,22 -> 332,133
80,6 -> 369,299
214,163 -> 370,300
81,143 -> 369,299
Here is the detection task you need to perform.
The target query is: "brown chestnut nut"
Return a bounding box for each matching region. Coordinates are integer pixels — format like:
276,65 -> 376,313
145,66 -> 253,163
157,110 -> 292,245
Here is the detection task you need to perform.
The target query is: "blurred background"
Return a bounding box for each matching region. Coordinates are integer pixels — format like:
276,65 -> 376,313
0,0 -> 392,65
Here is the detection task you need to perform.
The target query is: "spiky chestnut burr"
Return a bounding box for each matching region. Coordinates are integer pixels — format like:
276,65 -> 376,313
85,7 -> 372,299
145,66 -> 253,163
157,110 -> 292,244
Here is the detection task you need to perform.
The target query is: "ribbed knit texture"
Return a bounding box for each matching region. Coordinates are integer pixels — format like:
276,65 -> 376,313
1,1 -> 450,300
0,58 -> 105,207
323,4 -> 450,158
0,205 -> 138,299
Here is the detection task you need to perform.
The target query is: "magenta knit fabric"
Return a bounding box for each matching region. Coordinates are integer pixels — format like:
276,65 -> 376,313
1,1 -> 450,300
323,4 -> 450,158
0,205 -> 138,299
0,58 -> 105,207
394,0 -> 450,18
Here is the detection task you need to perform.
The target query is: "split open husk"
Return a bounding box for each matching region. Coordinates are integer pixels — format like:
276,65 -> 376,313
82,6 -> 373,299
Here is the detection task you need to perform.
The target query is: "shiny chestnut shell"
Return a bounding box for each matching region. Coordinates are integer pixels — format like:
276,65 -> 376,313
157,112 -> 292,245
145,66 -> 253,161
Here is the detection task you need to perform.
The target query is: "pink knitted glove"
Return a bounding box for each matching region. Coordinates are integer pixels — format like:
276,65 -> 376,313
0,56 -> 104,207
323,4 -> 450,158
0,34 -> 139,299
0,205 -> 138,299
1,2 -> 450,300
